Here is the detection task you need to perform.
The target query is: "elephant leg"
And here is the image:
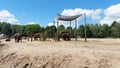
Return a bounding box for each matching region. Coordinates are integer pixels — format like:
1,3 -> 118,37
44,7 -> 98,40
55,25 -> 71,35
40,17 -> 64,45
17,36 -> 20,42
17,38 -> 19,42
21,38 -> 22,42
15,38 -> 16,42
15,37 -> 17,42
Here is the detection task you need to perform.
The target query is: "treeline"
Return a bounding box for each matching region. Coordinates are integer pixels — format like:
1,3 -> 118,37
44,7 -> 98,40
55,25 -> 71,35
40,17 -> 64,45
0,21 -> 120,38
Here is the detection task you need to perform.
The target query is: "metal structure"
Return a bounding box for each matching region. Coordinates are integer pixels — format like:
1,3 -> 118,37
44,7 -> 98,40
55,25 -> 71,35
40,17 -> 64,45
53,13 -> 87,42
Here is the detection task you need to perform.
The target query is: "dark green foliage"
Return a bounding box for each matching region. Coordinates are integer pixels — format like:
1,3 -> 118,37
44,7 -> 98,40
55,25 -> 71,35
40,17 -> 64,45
0,21 -> 120,38
57,25 -> 65,34
78,25 -> 85,38
97,24 -> 110,38
21,25 -> 27,36
26,24 -> 41,35
66,26 -> 72,32
11,24 -> 22,36
45,25 -> 57,38
42,25 -> 57,38
66,26 -> 76,38
89,24 -> 99,38
0,22 -> 12,37
86,25 -> 93,38
0,23 -> 2,34
110,21 -> 120,38
40,27 -> 45,33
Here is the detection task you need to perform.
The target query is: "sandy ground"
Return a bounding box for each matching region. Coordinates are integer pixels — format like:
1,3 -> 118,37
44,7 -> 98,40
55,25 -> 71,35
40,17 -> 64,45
0,38 -> 120,68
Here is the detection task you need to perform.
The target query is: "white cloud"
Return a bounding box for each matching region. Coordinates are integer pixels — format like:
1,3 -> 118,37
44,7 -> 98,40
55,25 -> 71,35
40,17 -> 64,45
48,20 -> 58,26
48,3 -> 120,26
101,3 -> 120,25
27,21 -> 36,24
61,8 -> 102,20
48,22 -> 53,26
49,8 -> 102,27
0,10 -> 18,24
48,19 -> 78,28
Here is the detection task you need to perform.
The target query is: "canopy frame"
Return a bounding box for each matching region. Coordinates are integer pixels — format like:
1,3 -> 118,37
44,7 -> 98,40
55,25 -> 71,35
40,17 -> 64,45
53,13 -> 87,42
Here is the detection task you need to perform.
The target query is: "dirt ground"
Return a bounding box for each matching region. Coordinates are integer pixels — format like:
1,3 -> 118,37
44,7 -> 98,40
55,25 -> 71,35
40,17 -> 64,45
0,38 -> 120,68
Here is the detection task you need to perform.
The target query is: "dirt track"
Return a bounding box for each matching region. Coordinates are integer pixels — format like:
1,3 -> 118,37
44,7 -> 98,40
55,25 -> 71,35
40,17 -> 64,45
0,38 -> 120,68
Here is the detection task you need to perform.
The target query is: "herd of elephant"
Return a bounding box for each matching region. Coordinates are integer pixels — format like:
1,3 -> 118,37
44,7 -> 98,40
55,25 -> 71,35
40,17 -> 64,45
13,31 -> 71,42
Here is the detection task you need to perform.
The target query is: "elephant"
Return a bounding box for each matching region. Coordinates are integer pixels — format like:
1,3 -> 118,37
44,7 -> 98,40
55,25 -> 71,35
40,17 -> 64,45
61,31 -> 71,41
14,33 -> 22,42
5,38 -> 10,42
34,33 -> 40,41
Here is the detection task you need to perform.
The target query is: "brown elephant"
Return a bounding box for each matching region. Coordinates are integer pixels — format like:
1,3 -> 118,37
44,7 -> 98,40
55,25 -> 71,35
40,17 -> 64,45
61,31 -> 71,41
34,33 -> 40,41
5,38 -> 10,42
14,33 -> 22,42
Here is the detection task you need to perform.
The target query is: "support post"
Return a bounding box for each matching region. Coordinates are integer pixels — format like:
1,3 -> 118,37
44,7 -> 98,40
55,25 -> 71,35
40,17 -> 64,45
57,20 -> 59,41
75,20 -> 77,41
84,13 -> 87,42
53,20 -> 55,40
69,21 -> 72,39
57,20 -> 59,28
70,21 -> 71,27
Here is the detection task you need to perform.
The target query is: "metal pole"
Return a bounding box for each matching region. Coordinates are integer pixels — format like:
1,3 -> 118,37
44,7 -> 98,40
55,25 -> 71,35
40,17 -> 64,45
84,13 -> 87,42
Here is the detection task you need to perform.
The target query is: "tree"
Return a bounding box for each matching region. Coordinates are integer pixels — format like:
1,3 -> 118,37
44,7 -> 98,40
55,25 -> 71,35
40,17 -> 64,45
78,24 -> 93,38
57,25 -> 65,34
21,25 -> 27,36
0,22 -> 2,34
86,25 -> 93,38
11,24 -> 22,36
78,25 -> 85,38
66,26 -> 72,32
110,21 -> 120,38
40,27 -> 45,33
45,26 -> 53,38
89,24 -> 99,38
90,24 -> 110,38
99,24 -> 110,38
26,24 -> 41,35
1,22 -> 12,37
66,26 -> 75,37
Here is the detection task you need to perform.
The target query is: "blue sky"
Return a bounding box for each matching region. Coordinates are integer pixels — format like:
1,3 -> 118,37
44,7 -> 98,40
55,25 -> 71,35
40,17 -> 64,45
0,0 -> 120,26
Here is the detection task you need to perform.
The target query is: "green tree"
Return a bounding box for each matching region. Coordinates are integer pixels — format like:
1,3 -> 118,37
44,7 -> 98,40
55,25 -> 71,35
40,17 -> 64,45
66,26 -> 75,37
89,24 -> 99,38
90,24 -> 110,38
86,25 -> 93,38
110,21 -> 120,38
57,25 -> 65,34
11,24 -> 22,36
1,22 -> 12,37
78,24 -> 93,38
101,24 -> 110,37
21,25 -> 27,36
45,26 -> 53,38
78,25 -> 85,38
66,26 -> 72,32
40,27 -> 45,33
0,22 -> 2,34
26,24 -> 41,35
